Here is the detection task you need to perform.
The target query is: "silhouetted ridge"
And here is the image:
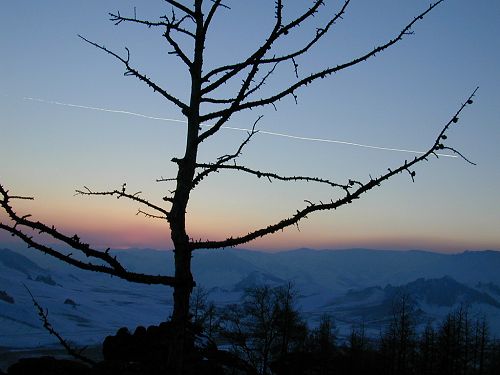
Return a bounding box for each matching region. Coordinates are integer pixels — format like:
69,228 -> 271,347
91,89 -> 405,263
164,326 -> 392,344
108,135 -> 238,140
0,248 -> 44,276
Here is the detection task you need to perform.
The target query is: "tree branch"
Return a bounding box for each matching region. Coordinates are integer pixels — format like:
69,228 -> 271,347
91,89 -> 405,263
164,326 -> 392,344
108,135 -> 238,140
200,1 -> 444,123
25,285 -> 96,366
198,57 -> 265,143
78,35 -> 189,112
165,0 -> 196,18
0,184 -> 177,285
137,208 -> 169,220
201,0 -> 324,93
75,183 -> 170,220
195,163 -> 350,191
201,62 -> 279,104
109,11 -> 168,27
260,0 -> 351,65
0,222 -> 176,285
192,116 -> 262,187
191,87 -> 478,250
203,0 -> 228,36
163,26 -> 193,67
109,10 -> 195,38
161,11 -> 196,38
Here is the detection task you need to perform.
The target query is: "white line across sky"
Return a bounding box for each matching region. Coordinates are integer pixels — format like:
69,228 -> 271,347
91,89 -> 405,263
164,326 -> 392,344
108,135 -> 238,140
19,96 -> 456,158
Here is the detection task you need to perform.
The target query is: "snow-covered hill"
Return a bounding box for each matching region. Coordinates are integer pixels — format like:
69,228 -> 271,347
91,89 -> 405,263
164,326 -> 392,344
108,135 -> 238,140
2,246 -> 500,349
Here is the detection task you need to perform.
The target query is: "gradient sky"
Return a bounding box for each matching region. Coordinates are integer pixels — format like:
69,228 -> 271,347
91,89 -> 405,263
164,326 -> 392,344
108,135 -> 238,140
1,0 -> 499,252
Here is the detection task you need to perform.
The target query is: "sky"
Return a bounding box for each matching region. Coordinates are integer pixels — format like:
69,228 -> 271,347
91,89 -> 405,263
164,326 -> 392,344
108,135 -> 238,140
0,0 -> 499,253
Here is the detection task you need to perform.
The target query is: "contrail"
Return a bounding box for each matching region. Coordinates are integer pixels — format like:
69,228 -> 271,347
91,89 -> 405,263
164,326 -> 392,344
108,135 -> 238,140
22,96 -> 187,124
220,126 -> 444,156
20,96 -> 456,158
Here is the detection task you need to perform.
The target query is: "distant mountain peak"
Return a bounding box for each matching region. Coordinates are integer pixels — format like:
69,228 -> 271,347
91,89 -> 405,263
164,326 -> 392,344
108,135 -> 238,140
232,271 -> 287,291
0,248 -> 45,276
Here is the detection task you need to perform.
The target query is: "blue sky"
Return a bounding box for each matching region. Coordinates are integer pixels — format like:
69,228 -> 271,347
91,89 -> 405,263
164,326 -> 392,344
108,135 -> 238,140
1,0 -> 499,252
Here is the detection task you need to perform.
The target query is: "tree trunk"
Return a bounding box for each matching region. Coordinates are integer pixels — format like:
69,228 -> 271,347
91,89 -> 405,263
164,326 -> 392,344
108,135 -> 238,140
169,241 -> 194,373
168,152 -> 198,373
168,158 -> 197,374
167,3 -> 204,373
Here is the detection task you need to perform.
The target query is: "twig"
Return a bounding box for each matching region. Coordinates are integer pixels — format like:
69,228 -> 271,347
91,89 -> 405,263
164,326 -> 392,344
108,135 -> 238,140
24,285 -> 96,366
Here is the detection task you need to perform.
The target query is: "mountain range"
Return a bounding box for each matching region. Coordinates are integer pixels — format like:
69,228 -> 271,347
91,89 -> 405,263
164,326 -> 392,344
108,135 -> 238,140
2,246 -> 500,349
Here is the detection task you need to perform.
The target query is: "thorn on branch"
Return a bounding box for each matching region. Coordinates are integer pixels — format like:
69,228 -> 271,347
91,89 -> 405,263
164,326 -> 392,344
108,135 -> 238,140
406,169 -> 416,182
125,47 -> 130,63
292,57 -> 299,79
110,11 -> 123,25
137,209 -> 168,220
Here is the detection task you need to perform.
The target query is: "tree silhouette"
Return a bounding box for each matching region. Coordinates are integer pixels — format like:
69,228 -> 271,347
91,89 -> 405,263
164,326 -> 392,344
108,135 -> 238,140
380,293 -> 417,375
0,0 -> 477,372
219,285 -> 306,375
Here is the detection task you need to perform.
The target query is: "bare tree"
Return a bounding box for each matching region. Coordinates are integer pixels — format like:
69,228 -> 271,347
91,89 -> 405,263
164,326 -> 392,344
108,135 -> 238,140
417,321 -> 438,375
380,293 -> 417,375
0,0 -> 477,371
219,285 -> 306,375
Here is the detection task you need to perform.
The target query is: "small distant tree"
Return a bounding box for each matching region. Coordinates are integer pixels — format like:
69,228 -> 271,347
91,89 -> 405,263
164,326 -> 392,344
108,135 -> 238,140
436,305 -> 472,375
311,313 -> 337,355
220,285 -> 305,375
272,283 -> 308,359
306,313 -> 338,374
0,0 -> 477,372
487,340 -> 500,375
345,321 -> 370,374
380,293 -> 417,375
189,286 -> 218,338
470,316 -> 490,375
349,322 -> 368,353
416,321 -> 438,375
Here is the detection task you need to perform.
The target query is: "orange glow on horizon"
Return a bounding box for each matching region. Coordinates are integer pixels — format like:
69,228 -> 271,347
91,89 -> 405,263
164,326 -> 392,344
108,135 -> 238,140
1,220 -> 498,254
2,195 -> 498,254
